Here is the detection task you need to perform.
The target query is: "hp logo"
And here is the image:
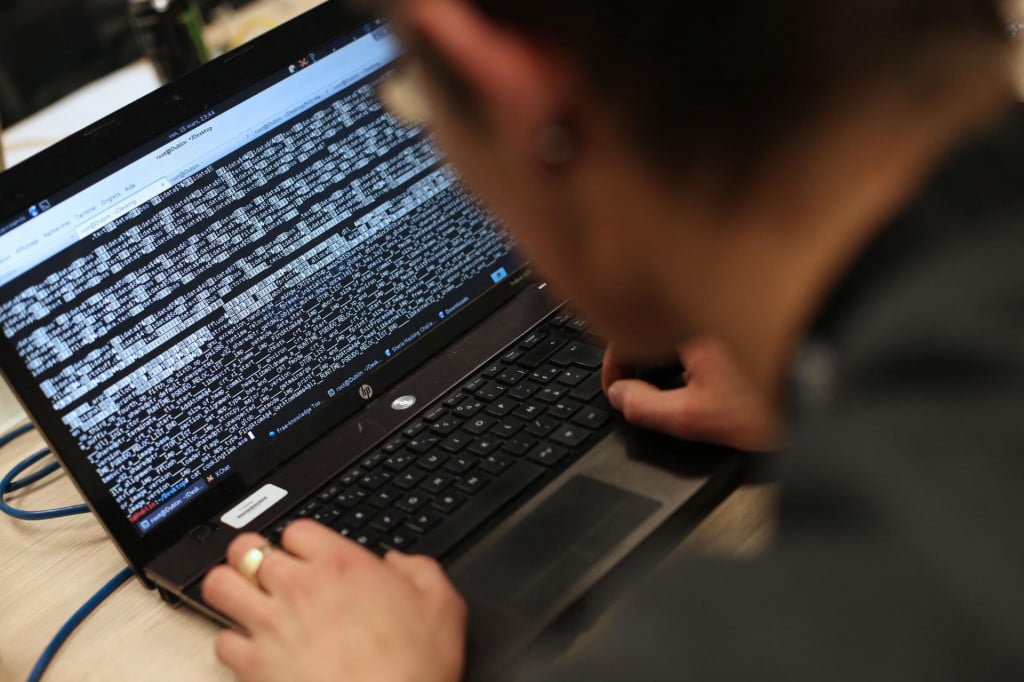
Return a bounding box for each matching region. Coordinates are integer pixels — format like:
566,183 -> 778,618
359,385 -> 374,400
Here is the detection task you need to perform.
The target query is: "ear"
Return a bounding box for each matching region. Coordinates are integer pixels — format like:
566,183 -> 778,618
403,0 -> 577,156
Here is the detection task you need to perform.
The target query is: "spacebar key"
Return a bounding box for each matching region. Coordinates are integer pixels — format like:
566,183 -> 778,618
416,461 -> 545,558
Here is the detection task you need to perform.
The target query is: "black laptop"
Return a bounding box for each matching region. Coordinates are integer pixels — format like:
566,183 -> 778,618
0,3 -> 739,677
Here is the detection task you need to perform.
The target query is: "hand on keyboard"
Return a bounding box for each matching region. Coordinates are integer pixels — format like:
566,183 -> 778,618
202,520 -> 467,682
603,336 -> 781,452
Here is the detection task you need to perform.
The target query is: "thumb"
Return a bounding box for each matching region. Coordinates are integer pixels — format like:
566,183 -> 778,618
607,379 -> 704,441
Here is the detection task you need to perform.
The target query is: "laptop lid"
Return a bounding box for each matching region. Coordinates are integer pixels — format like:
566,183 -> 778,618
0,1 -> 528,574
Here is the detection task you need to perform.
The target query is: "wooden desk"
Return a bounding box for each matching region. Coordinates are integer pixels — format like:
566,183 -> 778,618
0,425 -> 227,682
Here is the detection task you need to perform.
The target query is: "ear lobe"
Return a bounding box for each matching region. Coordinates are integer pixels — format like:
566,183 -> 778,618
404,0 -> 575,156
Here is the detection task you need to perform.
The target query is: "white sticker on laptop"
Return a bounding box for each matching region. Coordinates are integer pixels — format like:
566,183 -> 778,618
221,484 -> 288,530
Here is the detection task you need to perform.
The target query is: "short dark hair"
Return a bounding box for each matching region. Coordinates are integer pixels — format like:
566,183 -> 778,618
464,0 -> 1009,181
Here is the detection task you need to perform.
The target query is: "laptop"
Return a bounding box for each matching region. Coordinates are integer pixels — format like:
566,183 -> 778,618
0,3 -> 740,677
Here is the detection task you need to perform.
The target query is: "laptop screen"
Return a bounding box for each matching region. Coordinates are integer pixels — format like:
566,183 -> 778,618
0,21 -> 519,535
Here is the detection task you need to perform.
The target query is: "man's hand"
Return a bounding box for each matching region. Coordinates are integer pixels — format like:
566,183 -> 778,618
603,336 -> 781,452
202,520 -> 467,682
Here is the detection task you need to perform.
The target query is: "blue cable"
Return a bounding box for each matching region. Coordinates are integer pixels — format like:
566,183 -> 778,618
0,422 -> 34,449
27,567 -> 135,682
0,427 -> 89,520
0,425 -> 126,681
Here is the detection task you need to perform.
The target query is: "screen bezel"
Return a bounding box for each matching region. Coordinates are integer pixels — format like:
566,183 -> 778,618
0,0 -> 531,574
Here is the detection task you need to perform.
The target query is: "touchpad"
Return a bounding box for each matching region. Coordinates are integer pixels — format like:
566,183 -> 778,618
453,475 -> 660,616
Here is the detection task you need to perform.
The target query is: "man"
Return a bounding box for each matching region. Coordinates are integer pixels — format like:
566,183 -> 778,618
203,1 -> 1024,679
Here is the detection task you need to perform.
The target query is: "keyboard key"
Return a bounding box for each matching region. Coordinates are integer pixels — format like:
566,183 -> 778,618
509,382 -> 542,400
443,392 -> 465,408
382,531 -> 417,552
381,436 -> 406,454
513,403 -> 544,420
530,365 -> 562,384
339,467 -> 365,486
407,435 -> 440,453
519,331 -> 547,349
402,420 -> 427,438
342,508 -> 372,528
359,471 -> 393,491
481,362 -> 504,378
407,509 -> 443,533
525,416 -> 560,437
569,373 -> 604,402
573,406 -> 612,429
360,452 -> 386,470
568,318 -> 591,334
547,399 -> 582,420
421,473 -> 454,494
430,415 -> 462,436
500,348 -> 524,364
313,504 -> 343,524
549,311 -> 573,327
550,424 -> 591,448
491,418 -> 524,438
557,368 -> 589,387
396,493 -> 431,513
423,405 -> 448,423
432,491 -> 467,514
485,398 -> 516,418
453,400 -> 486,418
527,443 -> 569,466
456,473 -> 490,494
367,486 -> 401,509
517,338 -> 567,369
297,500 -> 319,518
384,452 -> 415,472
353,531 -> 381,548
463,416 -> 496,435
394,470 -> 426,490
440,433 -> 471,453
468,437 -> 501,456
444,455 -> 477,475
551,341 -> 604,369
336,486 -> 368,508
417,452 -> 448,471
475,382 -> 507,402
536,385 -> 568,403
502,436 -> 537,456
371,511 -> 406,533
463,376 -> 487,393
480,453 -> 513,474
496,368 -> 527,386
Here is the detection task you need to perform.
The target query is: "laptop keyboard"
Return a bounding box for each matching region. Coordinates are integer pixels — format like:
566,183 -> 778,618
263,311 -> 613,560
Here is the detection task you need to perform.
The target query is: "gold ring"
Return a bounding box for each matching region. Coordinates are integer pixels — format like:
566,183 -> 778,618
236,544 -> 273,586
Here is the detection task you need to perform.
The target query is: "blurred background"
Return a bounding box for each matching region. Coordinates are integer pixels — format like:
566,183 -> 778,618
0,0 -> 259,127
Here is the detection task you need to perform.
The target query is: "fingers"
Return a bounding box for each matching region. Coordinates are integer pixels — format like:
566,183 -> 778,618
281,518 -> 379,568
384,552 -> 452,594
606,379 -> 702,441
226,533 -> 304,594
214,629 -> 253,672
385,552 -> 468,632
602,344 -> 634,393
202,564 -> 276,632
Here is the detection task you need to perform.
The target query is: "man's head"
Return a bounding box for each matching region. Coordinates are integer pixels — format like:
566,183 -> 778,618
375,0 -> 1013,385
